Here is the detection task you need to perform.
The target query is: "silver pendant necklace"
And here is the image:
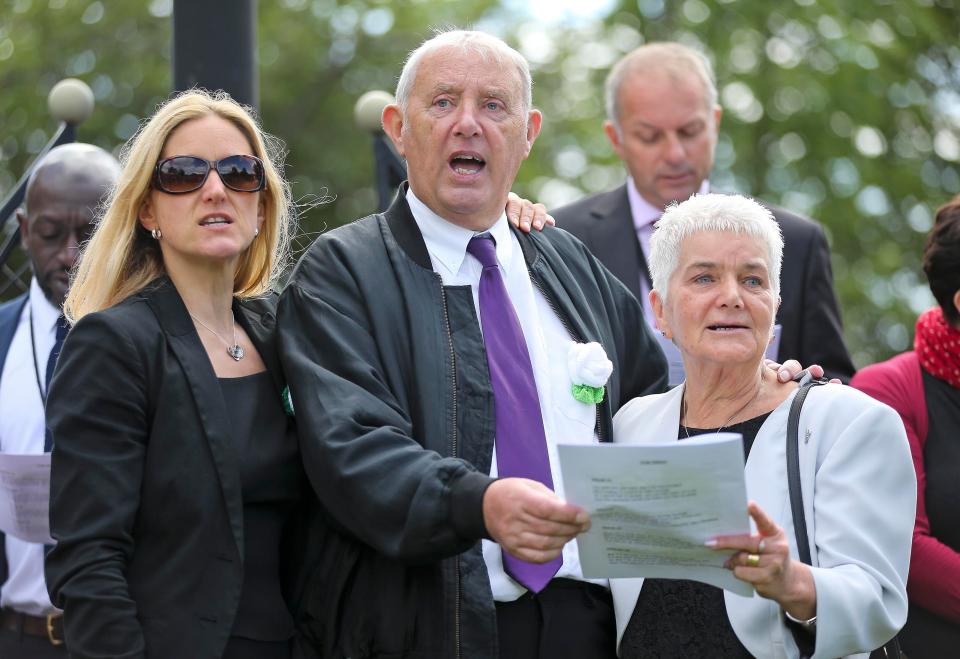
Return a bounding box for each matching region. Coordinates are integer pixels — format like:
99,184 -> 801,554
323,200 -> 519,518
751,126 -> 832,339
190,310 -> 244,361
681,382 -> 762,439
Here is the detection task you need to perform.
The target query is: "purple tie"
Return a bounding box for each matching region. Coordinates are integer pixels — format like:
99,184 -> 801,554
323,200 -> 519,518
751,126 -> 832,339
467,234 -> 561,593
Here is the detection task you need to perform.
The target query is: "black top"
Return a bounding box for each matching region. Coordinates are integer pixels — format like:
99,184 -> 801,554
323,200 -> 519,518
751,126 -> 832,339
219,371 -> 300,644
620,413 -> 770,659
900,370 -> 960,655
921,370 -> 960,552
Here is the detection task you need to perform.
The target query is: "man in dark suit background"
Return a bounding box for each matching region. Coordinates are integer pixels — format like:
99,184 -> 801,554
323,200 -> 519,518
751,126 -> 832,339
554,42 -> 856,381
0,143 -> 118,657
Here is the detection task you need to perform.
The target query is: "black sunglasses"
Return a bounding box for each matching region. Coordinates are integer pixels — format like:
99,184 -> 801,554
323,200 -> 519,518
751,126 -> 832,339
152,155 -> 266,194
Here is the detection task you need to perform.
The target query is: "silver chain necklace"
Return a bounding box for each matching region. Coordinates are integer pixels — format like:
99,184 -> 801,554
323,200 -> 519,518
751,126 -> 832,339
189,311 -> 244,361
681,382 -> 762,439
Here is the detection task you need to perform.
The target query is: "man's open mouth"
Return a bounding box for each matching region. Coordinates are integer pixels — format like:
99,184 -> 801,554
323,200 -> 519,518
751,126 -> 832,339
449,152 -> 485,175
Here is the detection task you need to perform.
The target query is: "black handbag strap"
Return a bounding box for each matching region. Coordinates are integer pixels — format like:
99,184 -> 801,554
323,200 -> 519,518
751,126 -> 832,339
785,378 -> 904,659
786,379 -> 827,565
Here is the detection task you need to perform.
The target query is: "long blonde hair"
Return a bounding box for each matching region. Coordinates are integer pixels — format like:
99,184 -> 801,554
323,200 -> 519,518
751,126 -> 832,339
65,89 -> 293,322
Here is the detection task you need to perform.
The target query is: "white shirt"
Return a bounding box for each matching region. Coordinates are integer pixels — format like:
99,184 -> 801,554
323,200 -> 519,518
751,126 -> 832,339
0,278 -> 59,615
406,189 -> 605,602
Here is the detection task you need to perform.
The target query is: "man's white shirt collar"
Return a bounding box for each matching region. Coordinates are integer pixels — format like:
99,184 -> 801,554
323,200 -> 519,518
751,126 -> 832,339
28,277 -> 61,335
406,188 -> 515,275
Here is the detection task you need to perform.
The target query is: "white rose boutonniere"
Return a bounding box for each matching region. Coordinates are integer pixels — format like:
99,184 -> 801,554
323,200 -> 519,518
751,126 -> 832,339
568,341 -> 613,404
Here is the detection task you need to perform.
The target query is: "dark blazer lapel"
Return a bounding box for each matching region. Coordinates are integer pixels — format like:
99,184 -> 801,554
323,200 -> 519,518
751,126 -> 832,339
516,229 -> 595,346
143,278 -> 245,558
384,181 -> 433,270
516,229 -> 621,442
588,186 -> 646,301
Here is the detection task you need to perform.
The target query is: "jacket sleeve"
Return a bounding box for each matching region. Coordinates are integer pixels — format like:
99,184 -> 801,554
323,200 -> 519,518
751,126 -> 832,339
804,390 -> 915,658
45,312 -> 148,659
852,357 -> 960,622
278,243 -> 493,564
795,224 -> 856,382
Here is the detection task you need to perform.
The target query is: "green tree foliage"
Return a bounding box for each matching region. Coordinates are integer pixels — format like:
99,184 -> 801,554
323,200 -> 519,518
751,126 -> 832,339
512,0 -> 960,367
1,0 -> 958,366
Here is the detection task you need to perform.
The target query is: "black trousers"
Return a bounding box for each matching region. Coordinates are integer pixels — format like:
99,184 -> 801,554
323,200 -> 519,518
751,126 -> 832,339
0,626 -> 67,659
496,578 -> 617,659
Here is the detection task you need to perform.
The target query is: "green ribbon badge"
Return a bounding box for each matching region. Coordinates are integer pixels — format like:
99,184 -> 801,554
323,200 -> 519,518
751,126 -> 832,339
571,383 -> 605,404
281,386 -> 295,417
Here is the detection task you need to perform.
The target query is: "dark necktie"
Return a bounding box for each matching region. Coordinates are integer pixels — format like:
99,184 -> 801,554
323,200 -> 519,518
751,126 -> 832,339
466,234 -> 562,593
44,314 -> 68,451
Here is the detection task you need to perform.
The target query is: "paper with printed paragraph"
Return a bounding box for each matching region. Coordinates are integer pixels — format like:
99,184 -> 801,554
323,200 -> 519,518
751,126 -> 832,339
557,434 -> 753,596
0,452 -> 55,544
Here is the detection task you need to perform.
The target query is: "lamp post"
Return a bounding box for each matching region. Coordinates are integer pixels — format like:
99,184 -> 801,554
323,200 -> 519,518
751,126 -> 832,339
0,78 -> 95,297
354,90 -> 407,211
172,0 -> 259,110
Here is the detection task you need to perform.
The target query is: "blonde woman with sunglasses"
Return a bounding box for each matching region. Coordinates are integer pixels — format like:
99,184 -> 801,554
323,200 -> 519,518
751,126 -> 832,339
43,90 -> 313,659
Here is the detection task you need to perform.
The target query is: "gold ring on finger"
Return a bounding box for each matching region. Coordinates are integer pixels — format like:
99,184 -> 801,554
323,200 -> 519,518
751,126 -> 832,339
746,553 -> 761,568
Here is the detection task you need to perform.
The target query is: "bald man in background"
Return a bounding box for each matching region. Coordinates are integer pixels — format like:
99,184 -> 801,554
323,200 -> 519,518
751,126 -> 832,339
0,143 -> 119,657
555,42 -> 856,381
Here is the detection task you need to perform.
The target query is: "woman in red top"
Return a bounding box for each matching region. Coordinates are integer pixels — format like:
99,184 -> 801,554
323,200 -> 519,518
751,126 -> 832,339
851,195 -> 960,657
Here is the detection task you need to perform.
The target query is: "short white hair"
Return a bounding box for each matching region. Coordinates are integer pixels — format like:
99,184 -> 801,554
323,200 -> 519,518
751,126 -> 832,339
649,193 -> 783,302
395,29 -> 532,114
605,42 -> 717,135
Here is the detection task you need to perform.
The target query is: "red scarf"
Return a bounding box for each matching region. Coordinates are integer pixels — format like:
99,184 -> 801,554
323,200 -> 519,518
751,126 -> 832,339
915,306 -> 960,389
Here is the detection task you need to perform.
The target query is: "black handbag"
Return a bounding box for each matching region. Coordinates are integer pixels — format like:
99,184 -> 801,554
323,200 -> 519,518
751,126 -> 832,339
786,379 -> 905,659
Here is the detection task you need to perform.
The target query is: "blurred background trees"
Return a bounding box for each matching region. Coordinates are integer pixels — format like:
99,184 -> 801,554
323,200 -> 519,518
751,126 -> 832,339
1,0 -> 958,367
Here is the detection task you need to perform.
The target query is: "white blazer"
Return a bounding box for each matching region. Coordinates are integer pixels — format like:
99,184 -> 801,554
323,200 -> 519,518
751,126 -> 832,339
610,383 -> 915,659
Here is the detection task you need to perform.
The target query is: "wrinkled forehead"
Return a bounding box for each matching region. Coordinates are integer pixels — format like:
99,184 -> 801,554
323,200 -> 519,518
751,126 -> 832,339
620,71 -> 713,122
677,230 -> 770,265
416,46 -> 525,98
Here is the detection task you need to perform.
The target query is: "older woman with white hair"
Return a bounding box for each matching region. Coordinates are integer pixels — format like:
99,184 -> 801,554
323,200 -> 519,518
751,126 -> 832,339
611,194 -> 915,658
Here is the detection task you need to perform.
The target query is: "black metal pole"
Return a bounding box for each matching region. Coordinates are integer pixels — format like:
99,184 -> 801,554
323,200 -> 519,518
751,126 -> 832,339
172,0 -> 258,111
373,135 -> 407,212
1,78 -> 91,299
0,122 -> 76,233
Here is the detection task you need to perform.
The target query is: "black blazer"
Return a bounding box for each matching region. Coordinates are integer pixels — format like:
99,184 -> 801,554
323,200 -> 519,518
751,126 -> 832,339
554,185 -> 856,381
44,278 -> 313,659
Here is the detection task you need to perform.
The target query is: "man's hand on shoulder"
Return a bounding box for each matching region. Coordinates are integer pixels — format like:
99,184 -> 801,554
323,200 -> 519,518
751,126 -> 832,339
482,478 -> 589,563
506,192 -> 554,232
